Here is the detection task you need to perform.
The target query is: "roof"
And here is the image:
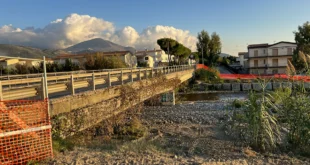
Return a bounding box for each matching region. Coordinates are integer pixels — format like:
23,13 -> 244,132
54,51 -> 131,59
238,52 -> 248,55
0,55 -> 46,62
247,43 -> 269,49
248,41 -> 296,49
135,49 -> 162,56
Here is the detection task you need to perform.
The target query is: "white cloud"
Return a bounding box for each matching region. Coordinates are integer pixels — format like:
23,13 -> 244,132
0,13 -> 197,51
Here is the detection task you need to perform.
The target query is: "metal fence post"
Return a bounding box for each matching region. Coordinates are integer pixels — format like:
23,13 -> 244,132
92,73 -> 96,91
144,69 -> 147,79
150,68 -> 153,78
131,69 -> 134,82
70,74 -> 75,95
121,69 -> 124,85
40,77 -> 47,99
139,69 -> 141,80
0,81 -> 3,101
108,71 -> 111,87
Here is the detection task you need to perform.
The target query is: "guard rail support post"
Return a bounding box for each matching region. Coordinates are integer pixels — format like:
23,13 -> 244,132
144,69 -> 147,79
40,77 -> 47,99
92,73 -> 96,91
150,68 -> 153,78
70,74 -> 75,95
138,69 -> 141,80
108,71 -> 111,87
131,69 -> 134,82
121,70 -> 124,85
0,81 -> 3,101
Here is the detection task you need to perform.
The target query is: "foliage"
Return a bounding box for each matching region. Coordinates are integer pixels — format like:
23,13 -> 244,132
157,38 -> 191,65
52,135 -> 74,153
232,99 -> 244,108
194,68 -> 221,83
84,54 -> 127,70
196,30 -> 221,66
227,79 -> 280,152
293,22 -> 310,72
137,61 -> 148,67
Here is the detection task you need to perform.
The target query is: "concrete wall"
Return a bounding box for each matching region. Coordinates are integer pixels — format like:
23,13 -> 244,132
51,69 -> 194,137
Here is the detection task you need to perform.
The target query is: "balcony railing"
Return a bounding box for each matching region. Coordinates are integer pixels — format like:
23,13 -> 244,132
249,54 -> 293,58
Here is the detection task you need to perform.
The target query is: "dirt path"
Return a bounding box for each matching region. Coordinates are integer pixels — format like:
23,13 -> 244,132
46,101 -> 309,165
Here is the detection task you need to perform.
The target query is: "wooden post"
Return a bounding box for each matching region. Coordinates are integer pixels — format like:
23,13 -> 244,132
92,73 -> 96,91
70,74 -> 75,95
120,70 -> 124,85
131,69 -> 134,82
108,71 -> 111,87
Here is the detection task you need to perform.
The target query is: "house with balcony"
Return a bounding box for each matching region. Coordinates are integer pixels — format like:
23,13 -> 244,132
135,49 -> 174,67
247,41 -> 296,74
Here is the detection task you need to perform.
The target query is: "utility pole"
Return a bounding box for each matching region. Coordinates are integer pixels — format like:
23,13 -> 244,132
202,46 -> 204,65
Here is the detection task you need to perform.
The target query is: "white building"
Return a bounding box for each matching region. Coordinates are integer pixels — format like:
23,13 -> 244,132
135,49 -> 173,67
54,51 -> 137,68
0,56 -> 49,69
247,41 -> 296,74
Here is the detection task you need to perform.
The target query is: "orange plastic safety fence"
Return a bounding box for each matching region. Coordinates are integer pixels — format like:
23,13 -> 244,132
0,99 -> 53,165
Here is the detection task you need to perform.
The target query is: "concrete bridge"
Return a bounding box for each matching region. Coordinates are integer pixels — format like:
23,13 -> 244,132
0,65 -> 195,137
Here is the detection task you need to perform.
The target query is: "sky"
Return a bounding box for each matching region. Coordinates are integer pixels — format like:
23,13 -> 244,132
0,0 -> 309,56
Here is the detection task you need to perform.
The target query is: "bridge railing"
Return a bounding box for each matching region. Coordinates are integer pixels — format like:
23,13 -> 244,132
0,65 -> 195,100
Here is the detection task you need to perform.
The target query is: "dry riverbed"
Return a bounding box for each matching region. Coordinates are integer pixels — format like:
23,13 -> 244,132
45,100 -> 309,165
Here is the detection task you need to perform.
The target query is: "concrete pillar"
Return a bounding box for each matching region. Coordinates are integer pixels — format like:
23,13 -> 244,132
161,90 -> 175,106
138,69 -> 141,80
0,81 -> 3,101
131,69 -> 134,82
120,70 -> 124,85
70,75 -> 75,95
92,73 -> 96,91
108,71 -> 111,87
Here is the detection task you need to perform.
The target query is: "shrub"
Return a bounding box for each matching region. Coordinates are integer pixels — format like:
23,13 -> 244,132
195,68 -> 221,83
232,99 -> 244,108
85,55 -> 127,70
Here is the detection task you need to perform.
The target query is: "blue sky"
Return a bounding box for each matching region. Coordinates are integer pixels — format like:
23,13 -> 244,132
0,0 -> 309,55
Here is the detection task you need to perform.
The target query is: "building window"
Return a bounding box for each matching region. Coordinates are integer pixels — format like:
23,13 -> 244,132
288,58 -> 292,63
263,49 -> 266,54
272,49 -> 278,56
144,57 -> 149,61
254,50 -> 258,57
287,48 -> 293,55
272,59 -> 278,67
263,59 -> 266,64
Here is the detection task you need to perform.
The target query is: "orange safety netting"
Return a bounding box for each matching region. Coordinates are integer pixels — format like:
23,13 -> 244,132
0,99 -> 53,165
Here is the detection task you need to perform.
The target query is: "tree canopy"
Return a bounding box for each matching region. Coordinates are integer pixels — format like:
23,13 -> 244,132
293,22 -> 310,72
157,38 -> 191,65
196,30 -> 222,66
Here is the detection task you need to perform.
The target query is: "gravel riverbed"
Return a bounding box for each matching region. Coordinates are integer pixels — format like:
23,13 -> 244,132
45,100 -> 309,165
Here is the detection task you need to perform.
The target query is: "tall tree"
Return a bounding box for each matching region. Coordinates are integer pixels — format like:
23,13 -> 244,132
196,30 -> 221,66
157,38 -> 178,65
293,21 -> 310,72
157,38 -> 191,65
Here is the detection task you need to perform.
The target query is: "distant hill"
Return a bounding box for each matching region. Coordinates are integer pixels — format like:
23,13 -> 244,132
65,38 -> 136,53
0,44 -> 61,59
219,53 -> 231,57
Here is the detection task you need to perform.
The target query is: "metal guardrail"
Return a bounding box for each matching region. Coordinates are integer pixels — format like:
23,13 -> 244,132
0,65 -> 194,100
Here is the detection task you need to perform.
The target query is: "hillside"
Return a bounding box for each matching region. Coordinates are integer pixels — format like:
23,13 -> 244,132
0,44 -> 61,59
65,38 -> 136,53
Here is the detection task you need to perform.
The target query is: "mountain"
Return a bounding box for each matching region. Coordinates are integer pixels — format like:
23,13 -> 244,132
0,44 -> 62,59
65,38 -> 136,53
219,53 -> 231,57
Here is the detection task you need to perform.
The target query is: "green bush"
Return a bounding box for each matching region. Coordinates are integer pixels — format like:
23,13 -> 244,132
85,55 -> 127,70
195,68 -> 221,83
232,99 -> 244,108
